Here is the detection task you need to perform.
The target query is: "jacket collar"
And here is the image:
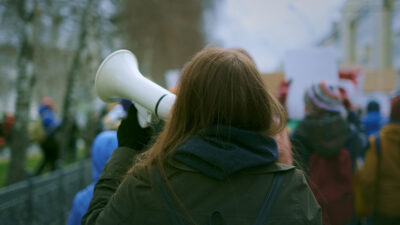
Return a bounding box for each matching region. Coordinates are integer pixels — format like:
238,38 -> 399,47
172,125 -> 282,180
168,159 -> 294,174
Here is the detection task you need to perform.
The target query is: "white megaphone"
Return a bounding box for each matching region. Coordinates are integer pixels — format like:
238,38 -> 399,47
95,50 -> 176,127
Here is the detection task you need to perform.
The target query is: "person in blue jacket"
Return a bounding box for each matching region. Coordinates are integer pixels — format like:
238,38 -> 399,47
35,97 -> 61,175
362,100 -> 387,136
67,131 -> 118,225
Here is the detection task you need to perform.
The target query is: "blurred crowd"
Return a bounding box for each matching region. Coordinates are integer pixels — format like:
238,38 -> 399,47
288,82 -> 400,225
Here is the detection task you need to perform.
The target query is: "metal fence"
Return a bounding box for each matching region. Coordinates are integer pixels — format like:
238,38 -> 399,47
0,160 -> 92,225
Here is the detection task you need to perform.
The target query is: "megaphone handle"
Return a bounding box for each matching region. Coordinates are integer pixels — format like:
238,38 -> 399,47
155,94 -> 168,118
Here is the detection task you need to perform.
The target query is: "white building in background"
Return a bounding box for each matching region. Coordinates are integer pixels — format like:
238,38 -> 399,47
319,0 -> 399,115
319,22 -> 341,58
321,0 -> 400,72
393,0 -> 400,71
351,2 -> 380,69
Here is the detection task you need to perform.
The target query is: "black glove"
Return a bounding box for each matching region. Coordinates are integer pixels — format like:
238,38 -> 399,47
117,104 -> 152,151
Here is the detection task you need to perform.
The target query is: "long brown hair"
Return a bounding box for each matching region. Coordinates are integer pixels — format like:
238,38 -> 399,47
130,46 -> 287,174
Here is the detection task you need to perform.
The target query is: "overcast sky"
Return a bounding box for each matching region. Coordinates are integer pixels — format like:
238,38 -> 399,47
207,0 -> 346,73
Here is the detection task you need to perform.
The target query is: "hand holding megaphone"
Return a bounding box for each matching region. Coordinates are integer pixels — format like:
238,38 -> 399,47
134,103 -> 152,128
95,50 -> 176,126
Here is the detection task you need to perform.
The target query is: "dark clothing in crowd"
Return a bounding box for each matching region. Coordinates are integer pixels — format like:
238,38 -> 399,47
291,110 -> 368,225
35,103 -> 61,175
35,137 -> 59,174
83,125 -> 322,225
390,96 -> 400,122
371,212 -> 400,225
292,111 -> 367,172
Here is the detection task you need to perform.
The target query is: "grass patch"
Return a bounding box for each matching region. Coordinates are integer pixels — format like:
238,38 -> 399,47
0,160 -> 8,188
0,153 -> 43,188
26,154 -> 44,172
0,147 -> 88,188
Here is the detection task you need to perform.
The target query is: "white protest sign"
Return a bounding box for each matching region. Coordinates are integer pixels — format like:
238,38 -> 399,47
284,48 -> 339,119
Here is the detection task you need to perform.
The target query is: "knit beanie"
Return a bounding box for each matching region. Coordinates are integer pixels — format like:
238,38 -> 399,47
390,90 -> 400,122
304,81 -> 344,113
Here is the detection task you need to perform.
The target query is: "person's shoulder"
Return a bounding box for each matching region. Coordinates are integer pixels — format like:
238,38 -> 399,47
262,164 -> 304,186
238,163 -> 296,180
291,168 -> 307,182
104,147 -> 141,170
122,166 -> 153,188
279,167 -> 308,189
279,168 -> 320,210
264,162 -> 295,173
270,167 -> 321,223
123,161 -> 193,186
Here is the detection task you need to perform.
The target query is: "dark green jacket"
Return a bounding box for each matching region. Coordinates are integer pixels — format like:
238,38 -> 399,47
82,147 -> 322,225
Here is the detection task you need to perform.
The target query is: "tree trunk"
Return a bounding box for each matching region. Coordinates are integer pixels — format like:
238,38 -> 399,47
81,14 -> 103,157
7,0 -> 37,185
60,0 -> 94,163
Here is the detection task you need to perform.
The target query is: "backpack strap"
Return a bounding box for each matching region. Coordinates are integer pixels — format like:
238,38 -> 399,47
373,133 -> 382,212
374,134 -> 381,155
152,168 -> 286,225
152,168 -> 187,225
251,172 -> 286,225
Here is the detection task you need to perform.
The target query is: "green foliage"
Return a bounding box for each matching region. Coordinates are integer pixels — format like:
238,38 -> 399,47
0,160 -> 7,188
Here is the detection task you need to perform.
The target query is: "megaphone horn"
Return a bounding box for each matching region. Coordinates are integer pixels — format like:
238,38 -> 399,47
95,50 -> 176,120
